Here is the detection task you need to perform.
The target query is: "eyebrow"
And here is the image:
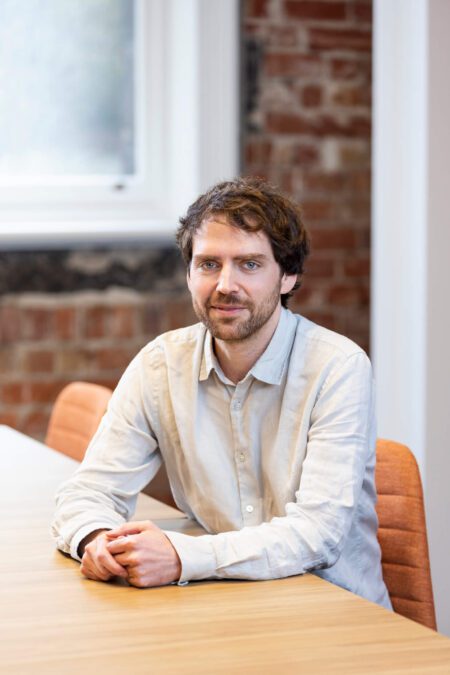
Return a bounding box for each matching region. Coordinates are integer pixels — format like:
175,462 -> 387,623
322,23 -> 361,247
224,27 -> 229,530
192,253 -> 269,263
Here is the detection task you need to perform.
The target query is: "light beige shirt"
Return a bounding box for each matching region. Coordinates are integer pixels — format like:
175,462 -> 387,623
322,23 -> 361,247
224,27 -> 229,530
52,308 -> 391,609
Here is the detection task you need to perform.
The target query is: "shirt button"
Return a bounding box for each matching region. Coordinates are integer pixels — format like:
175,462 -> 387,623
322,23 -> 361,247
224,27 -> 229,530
246,505 -> 254,513
239,452 -> 245,462
233,400 -> 241,410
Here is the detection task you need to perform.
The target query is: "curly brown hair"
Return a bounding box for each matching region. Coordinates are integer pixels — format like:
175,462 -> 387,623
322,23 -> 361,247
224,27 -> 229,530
176,176 -> 310,307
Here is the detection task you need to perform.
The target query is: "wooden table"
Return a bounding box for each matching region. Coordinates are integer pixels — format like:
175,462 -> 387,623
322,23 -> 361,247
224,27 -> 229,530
1,425 -> 450,674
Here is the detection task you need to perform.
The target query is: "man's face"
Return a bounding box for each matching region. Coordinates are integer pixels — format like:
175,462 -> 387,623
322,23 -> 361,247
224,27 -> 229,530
187,216 -> 296,342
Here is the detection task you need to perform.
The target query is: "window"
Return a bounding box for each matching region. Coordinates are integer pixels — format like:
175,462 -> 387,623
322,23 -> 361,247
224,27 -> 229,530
0,0 -> 239,246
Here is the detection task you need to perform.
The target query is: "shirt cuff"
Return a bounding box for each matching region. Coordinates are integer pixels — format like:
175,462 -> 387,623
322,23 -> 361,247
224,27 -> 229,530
164,530 -> 217,583
70,521 -> 120,562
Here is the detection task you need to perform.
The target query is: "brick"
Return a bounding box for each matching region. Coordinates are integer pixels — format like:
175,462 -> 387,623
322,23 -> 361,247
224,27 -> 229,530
354,2 -> 372,23
301,84 -> 322,107
54,307 -> 77,340
22,409 -> 50,439
341,199 -> 370,222
0,347 -> 18,373
339,142 -> 370,168
301,200 -> 334,221
91,377 -> 119,391
284,1 -> 346,21
305,256 -> 335,278
110,306 -> 137,339
344,256 -> 370,277
22,349 -> 55,373
0,411 -> 19,428
319,114 -> 371,137
294,143 -> 319,165
328,283 -> 369,306
303,171 -> 346,193
0,382 -> 27,405
29,381 -> 67,404
347,169 -> 371,193
57,348 -> 96,374
302,310 -> 337,330
95,347 -> 137,372
142,305 -> 163,338
311,227 -> 358,250
332,84 -> 371,107
266,25 -> 303,48
309,28 -> 372,52
266,112 -> 313,134
0,306 -> 21,343
330,57 -> 371,81
164,300 -> 197,332
83,306 -> 109,339
264,53 -> 324,78
22,309 -> 54,341
244,0 -> 271,19
266,112 -> 370,138
244,138 -> 273,165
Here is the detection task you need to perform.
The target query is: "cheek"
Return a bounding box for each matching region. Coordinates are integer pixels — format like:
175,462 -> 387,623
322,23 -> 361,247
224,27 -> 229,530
188,276 -> 211,300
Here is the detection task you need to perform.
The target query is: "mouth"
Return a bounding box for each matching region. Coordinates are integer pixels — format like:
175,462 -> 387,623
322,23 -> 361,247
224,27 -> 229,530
209,305 -> 246,315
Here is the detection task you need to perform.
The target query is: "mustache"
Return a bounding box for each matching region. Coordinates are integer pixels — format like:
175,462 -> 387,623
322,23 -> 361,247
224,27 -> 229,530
207,293 -> 248,308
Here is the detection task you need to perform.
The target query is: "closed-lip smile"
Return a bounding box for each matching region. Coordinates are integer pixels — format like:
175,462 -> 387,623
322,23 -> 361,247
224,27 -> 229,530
211,305 -> 245,312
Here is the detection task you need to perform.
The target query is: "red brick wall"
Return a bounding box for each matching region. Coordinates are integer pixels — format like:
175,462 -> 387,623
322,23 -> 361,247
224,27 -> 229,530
0,291 -> 196,439
0,0 -> 372,440
242,0 -> 372,348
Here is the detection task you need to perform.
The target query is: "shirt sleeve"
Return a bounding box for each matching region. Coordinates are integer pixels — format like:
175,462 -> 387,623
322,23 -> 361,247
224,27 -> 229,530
51,349 -> 162,561
164,351 -> 375,583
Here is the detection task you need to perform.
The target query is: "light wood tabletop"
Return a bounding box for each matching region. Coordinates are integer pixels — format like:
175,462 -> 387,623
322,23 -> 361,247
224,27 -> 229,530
1,424 -> 450,674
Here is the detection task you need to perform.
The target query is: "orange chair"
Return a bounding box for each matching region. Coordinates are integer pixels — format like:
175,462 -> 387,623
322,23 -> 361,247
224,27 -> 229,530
375,439 -> 436,630
45,381 -> 112,461
46,380 -> 177,507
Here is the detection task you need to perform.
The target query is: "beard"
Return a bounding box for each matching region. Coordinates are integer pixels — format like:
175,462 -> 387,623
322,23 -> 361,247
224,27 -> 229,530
192,282 -> 282,342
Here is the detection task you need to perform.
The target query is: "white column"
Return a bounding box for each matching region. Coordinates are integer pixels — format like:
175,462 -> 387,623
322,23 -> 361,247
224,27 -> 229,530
372,0 -> 450,636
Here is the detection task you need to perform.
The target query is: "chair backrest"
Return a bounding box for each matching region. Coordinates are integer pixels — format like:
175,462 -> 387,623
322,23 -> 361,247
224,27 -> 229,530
375,438 -> 436,630
45,381 -> 112,462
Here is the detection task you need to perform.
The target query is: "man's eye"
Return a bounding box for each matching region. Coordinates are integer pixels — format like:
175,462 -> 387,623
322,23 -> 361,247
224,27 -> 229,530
200,261 -> 218,270
243,261 -> 259,270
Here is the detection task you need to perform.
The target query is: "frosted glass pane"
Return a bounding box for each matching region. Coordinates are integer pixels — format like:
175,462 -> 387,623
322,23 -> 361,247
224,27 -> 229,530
0,0 -> 135,176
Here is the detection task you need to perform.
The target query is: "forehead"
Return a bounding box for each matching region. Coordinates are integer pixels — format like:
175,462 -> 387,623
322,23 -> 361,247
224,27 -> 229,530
192,216 -> 274,258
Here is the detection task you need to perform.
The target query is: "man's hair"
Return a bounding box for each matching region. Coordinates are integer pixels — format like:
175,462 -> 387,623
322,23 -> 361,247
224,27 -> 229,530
176,176 -> 310,307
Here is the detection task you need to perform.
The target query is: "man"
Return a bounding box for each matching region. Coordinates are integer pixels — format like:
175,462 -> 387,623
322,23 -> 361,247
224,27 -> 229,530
52,177 -> 391,609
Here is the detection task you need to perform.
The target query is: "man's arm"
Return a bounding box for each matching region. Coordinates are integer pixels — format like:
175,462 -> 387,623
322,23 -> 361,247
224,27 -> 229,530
119,352 -> 375,586
52,350 -> 162,562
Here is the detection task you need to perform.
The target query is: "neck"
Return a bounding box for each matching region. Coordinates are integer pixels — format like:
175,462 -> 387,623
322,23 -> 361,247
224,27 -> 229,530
214,306 -> 282,384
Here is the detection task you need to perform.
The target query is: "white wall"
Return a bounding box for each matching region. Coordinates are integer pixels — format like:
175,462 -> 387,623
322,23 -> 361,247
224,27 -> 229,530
372,0 -> 450,636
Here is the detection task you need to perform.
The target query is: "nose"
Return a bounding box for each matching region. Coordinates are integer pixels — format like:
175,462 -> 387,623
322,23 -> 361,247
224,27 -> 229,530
216,264 -> 239,295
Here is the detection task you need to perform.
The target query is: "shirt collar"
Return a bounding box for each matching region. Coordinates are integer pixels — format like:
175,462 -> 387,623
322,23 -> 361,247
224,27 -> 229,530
199,330 -> 218,382
249,307 -> 296,385
199,307 -> 297,386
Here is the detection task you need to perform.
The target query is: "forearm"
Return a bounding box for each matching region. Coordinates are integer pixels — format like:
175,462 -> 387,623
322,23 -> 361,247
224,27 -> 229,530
165,508 -> 347,583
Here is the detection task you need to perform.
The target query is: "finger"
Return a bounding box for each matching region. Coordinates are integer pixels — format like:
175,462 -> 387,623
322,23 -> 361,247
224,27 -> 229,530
126,566 -> 147,589
107,521 -> 155,538
87,537 -> 128,578
113,551 -> 137,567
95,546 -> 129,578
106,535 -> 137,555
80,552 -> 111,581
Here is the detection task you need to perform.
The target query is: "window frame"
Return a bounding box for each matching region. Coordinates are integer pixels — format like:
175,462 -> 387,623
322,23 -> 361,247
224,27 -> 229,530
0,0 -> 240,248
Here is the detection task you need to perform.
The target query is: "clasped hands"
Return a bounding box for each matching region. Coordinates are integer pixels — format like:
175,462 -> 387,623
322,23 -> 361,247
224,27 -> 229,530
80,520 -> 182,588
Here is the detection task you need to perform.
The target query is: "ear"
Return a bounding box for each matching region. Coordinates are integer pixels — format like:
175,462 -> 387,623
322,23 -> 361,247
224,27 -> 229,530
280,273 -> 297,295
